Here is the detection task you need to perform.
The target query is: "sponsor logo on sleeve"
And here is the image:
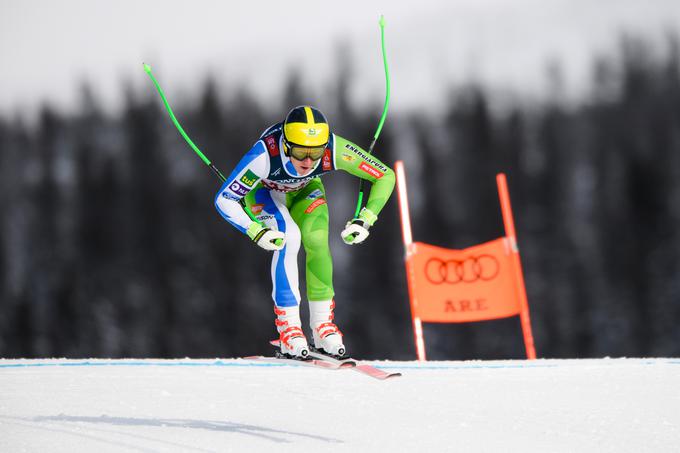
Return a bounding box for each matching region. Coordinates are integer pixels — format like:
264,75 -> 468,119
229,181 -> 249,197
344,143 -> 388,172
304,198 -> 327,214
359,162 -> 384,179
221,191 -> 240,201
250,204 -> 264,215
306,189 -> 323,200
341,153 -> 356,162
240,169 -> 259,187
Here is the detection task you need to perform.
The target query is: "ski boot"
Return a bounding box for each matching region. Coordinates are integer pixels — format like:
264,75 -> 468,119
310,300 -> 346,357
274,305 -> 309,359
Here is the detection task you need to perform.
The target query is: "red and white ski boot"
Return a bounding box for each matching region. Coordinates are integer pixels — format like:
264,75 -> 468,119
274,305 -> 309,359
310,300 -> 346,357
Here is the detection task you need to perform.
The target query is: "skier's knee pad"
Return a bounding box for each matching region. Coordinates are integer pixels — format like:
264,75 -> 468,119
302,228 -> 330,254
281,219 -> 302,253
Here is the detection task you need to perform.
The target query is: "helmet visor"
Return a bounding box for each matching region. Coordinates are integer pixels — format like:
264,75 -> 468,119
289,145 -> 325,161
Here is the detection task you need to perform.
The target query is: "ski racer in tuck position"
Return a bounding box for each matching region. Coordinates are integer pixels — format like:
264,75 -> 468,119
214,105 -> 395,359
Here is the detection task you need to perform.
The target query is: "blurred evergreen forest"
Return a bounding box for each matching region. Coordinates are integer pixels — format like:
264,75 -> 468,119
1,35 -> 679,360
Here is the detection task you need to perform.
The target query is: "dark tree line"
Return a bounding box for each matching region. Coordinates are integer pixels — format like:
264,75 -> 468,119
1,35 -> 679,360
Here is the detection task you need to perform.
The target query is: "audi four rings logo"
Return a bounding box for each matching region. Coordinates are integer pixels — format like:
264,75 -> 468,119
424,255 -> 500,284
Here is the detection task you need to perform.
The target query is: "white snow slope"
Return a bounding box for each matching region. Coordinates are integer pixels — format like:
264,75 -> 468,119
1,358 -> 678,453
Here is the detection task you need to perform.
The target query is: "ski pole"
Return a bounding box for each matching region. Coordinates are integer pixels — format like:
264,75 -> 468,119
143,63 -> 227,183
354,14 -> 391,218
142,64 -> 280,244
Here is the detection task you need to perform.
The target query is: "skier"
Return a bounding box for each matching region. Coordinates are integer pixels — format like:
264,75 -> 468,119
214,106 -> 395,359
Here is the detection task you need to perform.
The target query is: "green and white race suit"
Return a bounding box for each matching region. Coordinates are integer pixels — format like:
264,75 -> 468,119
215,122 -> 395,307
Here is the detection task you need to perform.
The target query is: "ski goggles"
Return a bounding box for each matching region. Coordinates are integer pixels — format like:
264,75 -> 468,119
287,144 -> 326,161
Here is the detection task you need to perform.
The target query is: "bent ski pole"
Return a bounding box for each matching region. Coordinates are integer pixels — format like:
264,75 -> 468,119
143,63 -> 227,183
354,15 -> 391,218
143,64 -> 281,246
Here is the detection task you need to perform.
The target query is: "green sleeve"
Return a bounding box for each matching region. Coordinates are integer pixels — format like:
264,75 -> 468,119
333,134 -> 396,218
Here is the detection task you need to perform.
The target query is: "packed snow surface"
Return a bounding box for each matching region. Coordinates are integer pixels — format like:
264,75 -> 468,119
1,358 -> 678,452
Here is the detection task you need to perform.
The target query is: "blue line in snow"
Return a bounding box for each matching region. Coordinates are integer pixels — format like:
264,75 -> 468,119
0,359 -> 679,371
0,360 -> 283,369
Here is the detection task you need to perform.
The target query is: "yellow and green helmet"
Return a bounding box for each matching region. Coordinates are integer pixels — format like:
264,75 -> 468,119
282,106 -> 330,152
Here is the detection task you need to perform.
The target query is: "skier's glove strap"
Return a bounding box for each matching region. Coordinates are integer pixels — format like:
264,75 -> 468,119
341,208 -> 376,245
247,221 -> 285,251
357,207 -> 378,226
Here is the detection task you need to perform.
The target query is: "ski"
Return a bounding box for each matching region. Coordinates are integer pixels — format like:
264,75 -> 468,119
307,348 -> 357,367
268,340 -> 401,381
308,348 -> 402,381
264,340 -> 354,369
352,364 -> 402,380
243,355 -> 347,371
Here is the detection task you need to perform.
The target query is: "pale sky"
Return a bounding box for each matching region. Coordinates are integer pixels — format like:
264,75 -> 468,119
1,0 -> 680,119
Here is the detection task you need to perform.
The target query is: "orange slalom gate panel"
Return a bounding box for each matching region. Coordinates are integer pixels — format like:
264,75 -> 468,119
407,238 -> 521,323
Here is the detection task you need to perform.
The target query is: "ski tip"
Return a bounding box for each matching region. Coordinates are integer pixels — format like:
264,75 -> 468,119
352,365 -> 402,380
143,63 -> 152,73
379,15 -> 385,28
373,372 -> 402,381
